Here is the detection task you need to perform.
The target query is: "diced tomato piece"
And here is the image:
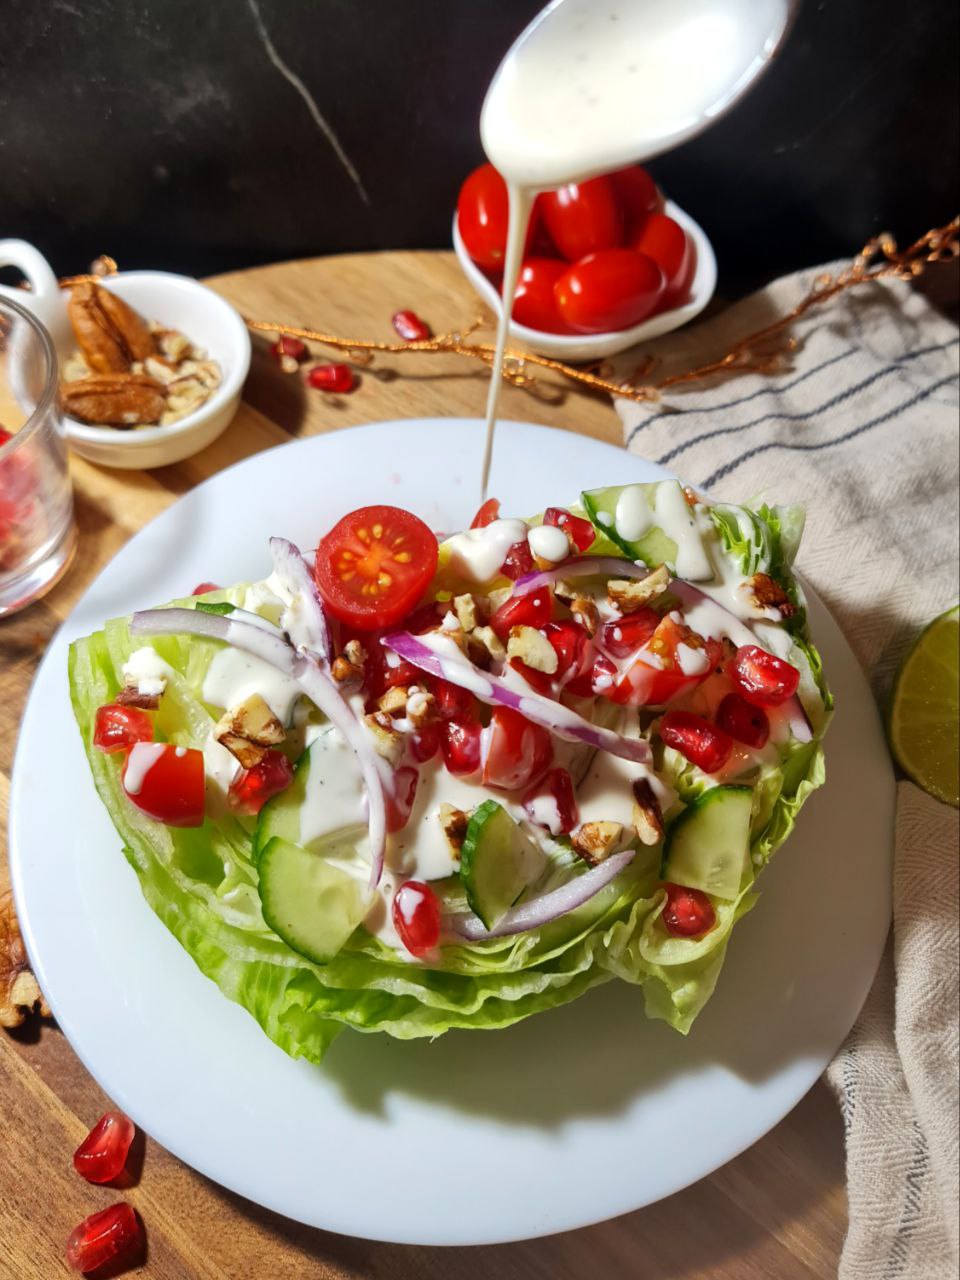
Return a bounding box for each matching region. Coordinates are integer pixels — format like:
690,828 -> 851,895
564,651 -> 618,698
599,608 -> 660,659
608,616 -> 721,706
522,766 -> 578,834
66,1203 -> 143,1275
542,619 -> 590,680
93,704 -> 153,754
482,706 -> 552,792
729,644 -> 800,707
508,657 -> 554,696
392,880 -> 441,956
409,722 -> 441,762
543,507 -> 595,553
441,717 -> 482,775
433,678 -> 476,721
470,497 -> 501,529
385,765 -> 419,833
659,711 -> 733,773
122,742 -> 205,827
490,588 -> 554,641
717,692 -> 770,748
73,1111 -> 135,1185
500,539 -> 534,581
661,883 -> 716,938
191,581 -> 220,596
228,750 -> 294,816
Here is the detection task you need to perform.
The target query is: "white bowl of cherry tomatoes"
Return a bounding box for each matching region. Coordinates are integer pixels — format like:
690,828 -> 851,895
453,163 -> 716,361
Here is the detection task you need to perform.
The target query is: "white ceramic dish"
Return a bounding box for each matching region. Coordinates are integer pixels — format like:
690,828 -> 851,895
453,200 -> 717,360
0,239 -> 250,470
10,420 -> 893,1246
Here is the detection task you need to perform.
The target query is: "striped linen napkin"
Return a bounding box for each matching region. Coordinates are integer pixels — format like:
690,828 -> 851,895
613,263 -> 959,1280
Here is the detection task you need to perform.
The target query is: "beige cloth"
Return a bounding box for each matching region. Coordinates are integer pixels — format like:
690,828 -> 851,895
613,265 -> 959,1279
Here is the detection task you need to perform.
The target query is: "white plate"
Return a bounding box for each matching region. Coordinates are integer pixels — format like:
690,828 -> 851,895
10,420 -> 893,1246
453,200 -> 717,360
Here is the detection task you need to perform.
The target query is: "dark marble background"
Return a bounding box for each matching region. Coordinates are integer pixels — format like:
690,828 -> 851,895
1,0 -> 957,293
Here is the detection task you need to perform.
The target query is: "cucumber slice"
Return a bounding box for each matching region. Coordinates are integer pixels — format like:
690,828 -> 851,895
258,836 -> 370,964
460,801 -> 547,930
253,742 -> 313,864
581,483 -> 679,567
661,785 -> 753,901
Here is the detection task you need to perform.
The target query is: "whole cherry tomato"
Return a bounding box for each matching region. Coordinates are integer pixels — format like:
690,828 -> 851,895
610,165 -> 662,233
510,258 -> 572,333
540,176 -> 623,262
631,213 -> 695,307
554,249 -> 664,334
456,164 -> 538,270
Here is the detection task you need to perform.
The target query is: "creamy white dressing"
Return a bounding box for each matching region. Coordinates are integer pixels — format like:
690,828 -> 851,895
654,482 -> 714,580
614,486 -> 654,544
675,641 -> 711,676
201,646 -> 302,724
443,519 -> 528,583
123,741 -> 167,795
299,728 -> 368,847
527,523 -> 570,563
388,760 -> 482,881
203,731 -> 240,798
122,646 -> 175,698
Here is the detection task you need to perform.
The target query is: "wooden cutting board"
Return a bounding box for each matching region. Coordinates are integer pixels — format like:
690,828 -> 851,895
0,251 -> 846,1279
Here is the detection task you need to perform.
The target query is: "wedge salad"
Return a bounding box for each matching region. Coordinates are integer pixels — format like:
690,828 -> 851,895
68,480 -> 831,1063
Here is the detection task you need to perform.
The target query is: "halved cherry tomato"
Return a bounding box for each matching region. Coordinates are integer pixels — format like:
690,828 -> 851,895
228,750 -> 294,816
392,880 -> 441,957
122,743 -> 205,827
500,539 -> 534,580
456,164 -> 539,270
661,883 -> 716,938
717,692 -> 770,748
490,588 -> 554,640
314,505 -> 438,631
385,766 -> 419,832
610,164 -> 662,232
482,706 -> 552,792
471,497 -> 501,529
543,506 -> 595,553
511,258 -> 572,333
73,1111 -> 135,1185
599,608 -> 660,659
659,710 -> 733,773
632,213 -> 695,307
523,766 -> 578,834
540,176 -> 623,262
441,716 -> 483,775
555,250 -> 665,334
93,704 -> 153,754
66,1203 -> 143,1275
729,645 -> 800,707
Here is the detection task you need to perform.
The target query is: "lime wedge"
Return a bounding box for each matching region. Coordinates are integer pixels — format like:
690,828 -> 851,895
889,605 -> 959,807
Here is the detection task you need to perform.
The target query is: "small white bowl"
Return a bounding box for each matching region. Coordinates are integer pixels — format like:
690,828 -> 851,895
0,240 -> 250,470
452,199 -> 717,361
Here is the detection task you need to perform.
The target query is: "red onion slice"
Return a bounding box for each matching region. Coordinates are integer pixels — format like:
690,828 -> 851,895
269,537 -> 331,662
131,607 -> 386,887
447,847 -> 636,940
381,631 -> 651,765
511,556 -> 651,598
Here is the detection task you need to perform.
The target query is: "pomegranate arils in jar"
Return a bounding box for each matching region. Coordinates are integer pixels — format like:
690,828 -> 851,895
392,880 -> 441,956
73,1110 -> 136,1185
307,363 -> 356,393
392,309 -> 431,342
66,1203 -> 143,1275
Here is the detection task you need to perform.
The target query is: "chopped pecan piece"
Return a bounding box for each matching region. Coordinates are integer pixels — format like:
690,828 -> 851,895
507,625 -> 558,674
570,595 -> 599,636
363,713 -> 404,765
452,593 -> 480,632
331,639 -> 366,686
439,803 -> 469,854
632,778 -> 664,846
0,890 -> 50,1028
115,685 -> 161,710
468,625 -> 506,664
213,693 -> 285,769
405,687 -> 437,728
607,565 -> 670,613
749,572 -> 798,618
68,280 -> 155,373
572,821 -> 623,865
61,372 -> 166,426
376,686 -> 409,717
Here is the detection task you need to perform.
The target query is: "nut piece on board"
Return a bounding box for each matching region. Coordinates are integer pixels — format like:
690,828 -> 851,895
0,889 -> 50,1028
68,281 -> 156,373
61,373 -> 166,426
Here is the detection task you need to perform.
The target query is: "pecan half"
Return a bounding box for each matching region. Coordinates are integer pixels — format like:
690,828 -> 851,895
68,281 -> 156,372
750,572 -> 798,618
1,889 -> 50,1028
61,372 -> 166,426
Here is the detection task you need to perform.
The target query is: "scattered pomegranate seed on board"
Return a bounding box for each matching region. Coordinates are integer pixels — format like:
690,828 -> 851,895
73,1110 -> 136,1184
65,1203 -> 143,1274
392,310 -> 431,341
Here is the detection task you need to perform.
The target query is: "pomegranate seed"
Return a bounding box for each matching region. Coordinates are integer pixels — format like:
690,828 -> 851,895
385,765 -> 419,832
471,497 -> 501,529
490,589 -> 554,641
729,644 -> 800,707
661,883 -> 716,938
392,309 -> 431,341
441,716 -> 482,774
433,678 -> 476,721
565,652 -> 617,698
392,880 -> 441,956
307,363 -> 356,393
523,766 -> 578,834
659,710 -> 733,773
509,657 -> 554,695
500,539 -> 534,581
410,722 -> 441,762
73,1111 -> 136,1184
717,692 -> 770,748
271,335 -> 307,363
93,705 -> 153,754
66,1203 -> 143,1275
600,609 -> 660,659
228,750 -> 294,816
543,507 -> 595,553
191,581 -> 220,595
542,619 -> 589,678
